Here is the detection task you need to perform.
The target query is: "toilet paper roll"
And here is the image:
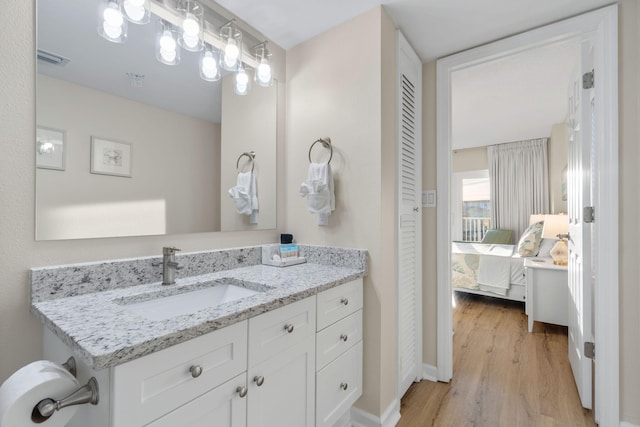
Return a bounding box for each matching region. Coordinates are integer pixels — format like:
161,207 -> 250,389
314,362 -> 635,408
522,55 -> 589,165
0,360 -> 80,427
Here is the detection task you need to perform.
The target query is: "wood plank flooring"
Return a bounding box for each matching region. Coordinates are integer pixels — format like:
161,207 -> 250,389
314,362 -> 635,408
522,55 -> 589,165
397,292 -> 595,427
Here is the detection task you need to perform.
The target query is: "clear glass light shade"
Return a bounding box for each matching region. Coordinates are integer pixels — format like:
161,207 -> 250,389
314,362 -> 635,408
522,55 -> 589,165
178,1 -> 203,52
122,0 -> 150,24
221,24 -> 242,71
235,67 -> 249,95
156,21 -> 180,65
200,48 -> 220,82
255,57 -> 272,87
550,238 -> 569,266
98,0 -> 128,43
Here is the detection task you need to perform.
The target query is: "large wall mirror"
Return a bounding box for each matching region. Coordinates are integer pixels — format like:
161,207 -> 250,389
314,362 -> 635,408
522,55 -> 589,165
35,0 -> 278,240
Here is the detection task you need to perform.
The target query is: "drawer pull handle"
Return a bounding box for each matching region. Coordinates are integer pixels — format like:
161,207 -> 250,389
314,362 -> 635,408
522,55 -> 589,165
253,376 -> 265,386
340,334 -> 348,342
284,324 -> 294,333
189,365 -> 203,378
236,386 -> 247,398
340,298 -> 349,306
340,382 -> 348,391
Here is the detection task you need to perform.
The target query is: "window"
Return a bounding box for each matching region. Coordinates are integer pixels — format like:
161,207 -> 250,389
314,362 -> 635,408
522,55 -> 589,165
452,170 -> 491,242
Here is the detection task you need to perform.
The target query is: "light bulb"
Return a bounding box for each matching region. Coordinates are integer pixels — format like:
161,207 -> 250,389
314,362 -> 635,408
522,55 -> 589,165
160,30 -> 176,52
182,34 -> 199,49
103,21 -> 123,39
224,39 -> 239,68
182,13 -> 200,36
257,58 -> 272,84
123,0 -> 146,22
201,52 -> 218,79
236,69 -> 249,86
235,83 -> 248,95
160,48 -> 176,63
103,3 -> 124,27
128,0 -> 145,6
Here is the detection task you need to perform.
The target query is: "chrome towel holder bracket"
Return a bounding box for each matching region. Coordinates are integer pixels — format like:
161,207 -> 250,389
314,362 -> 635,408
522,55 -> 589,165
236,151 -> 256,172
308,137 -> 332,164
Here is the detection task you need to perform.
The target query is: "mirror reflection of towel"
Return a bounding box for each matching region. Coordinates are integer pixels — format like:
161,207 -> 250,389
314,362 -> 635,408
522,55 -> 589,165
300,162 -> 334,225
228,171 -> 258,224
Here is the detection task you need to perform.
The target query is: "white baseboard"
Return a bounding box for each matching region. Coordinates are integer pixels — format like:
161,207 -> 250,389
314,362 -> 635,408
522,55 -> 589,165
422,363 -> 438,382
351,398 -> 401,427
620,422 -> 640,427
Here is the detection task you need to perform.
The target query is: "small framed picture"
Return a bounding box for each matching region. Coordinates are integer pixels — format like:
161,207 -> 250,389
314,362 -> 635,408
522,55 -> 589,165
90,136 -> 132,178
36,126 -> 65,170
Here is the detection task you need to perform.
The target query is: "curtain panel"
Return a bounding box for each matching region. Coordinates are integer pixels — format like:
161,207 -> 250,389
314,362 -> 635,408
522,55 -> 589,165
488,138 -> 550,242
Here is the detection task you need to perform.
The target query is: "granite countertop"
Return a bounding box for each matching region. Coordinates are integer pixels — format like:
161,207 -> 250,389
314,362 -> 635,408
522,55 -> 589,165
31,262 -> 365,371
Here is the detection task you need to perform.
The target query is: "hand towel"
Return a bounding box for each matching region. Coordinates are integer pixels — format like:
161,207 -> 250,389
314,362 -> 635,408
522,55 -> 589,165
299,162 -> 334,225
228,171 -> 258,224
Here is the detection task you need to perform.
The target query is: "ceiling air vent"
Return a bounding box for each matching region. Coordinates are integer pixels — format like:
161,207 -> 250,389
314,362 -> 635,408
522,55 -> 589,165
37,49 -> 70,66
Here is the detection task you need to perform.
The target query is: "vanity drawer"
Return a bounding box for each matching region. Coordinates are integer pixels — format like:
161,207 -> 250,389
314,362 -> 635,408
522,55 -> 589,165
317,278 -> 363,330
316,309 -> 362,370
111,321 -> 247,427
248,296 -> 316,366
316,341 -> 363,427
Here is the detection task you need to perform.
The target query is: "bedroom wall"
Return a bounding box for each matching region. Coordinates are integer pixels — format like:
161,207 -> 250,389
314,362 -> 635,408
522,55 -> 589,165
548,122 -> 568,214
452,146 -> 488,172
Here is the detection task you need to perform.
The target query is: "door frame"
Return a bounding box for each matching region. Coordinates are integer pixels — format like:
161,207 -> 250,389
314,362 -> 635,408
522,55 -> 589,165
435,5 -> 618,425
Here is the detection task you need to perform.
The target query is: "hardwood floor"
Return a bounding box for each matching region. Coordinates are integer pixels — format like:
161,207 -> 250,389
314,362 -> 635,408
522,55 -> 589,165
397,292 -> 595,427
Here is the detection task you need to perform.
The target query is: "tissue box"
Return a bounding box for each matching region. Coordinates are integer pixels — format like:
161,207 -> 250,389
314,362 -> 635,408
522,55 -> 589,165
262,244 -> 307,267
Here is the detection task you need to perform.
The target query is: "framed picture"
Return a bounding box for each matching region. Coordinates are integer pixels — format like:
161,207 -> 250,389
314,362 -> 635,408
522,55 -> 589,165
90,137 -> 132,178
36,126 -> 65,170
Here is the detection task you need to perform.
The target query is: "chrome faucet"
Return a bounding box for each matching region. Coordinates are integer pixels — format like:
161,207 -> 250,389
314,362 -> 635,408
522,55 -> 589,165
162,247 -> 183,285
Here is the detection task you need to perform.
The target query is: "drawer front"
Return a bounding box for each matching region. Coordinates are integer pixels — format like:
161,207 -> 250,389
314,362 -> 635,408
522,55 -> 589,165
316,341 -> 363,427
316,310 -> 362,370
317,278 -> 363,330
248,296 -> 316,366
112,321 -> 247,426
146,372 -> 247,427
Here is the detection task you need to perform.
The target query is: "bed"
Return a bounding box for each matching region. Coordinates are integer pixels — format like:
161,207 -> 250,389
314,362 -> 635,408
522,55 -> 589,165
452,242 -> 527,302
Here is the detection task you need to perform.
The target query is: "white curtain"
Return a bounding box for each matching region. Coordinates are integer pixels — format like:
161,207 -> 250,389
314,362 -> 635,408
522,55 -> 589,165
488,138 -> 549,243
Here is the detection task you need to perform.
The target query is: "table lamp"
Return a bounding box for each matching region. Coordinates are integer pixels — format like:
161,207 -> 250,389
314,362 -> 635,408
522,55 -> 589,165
542,214 -> 569,265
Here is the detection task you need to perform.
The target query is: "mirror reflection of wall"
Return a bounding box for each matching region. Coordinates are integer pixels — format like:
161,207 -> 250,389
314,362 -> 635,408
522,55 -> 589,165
35,0 -> 279,240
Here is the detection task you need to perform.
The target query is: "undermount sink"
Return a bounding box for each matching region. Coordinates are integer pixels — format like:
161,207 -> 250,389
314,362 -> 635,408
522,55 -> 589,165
118,279 -> 268,321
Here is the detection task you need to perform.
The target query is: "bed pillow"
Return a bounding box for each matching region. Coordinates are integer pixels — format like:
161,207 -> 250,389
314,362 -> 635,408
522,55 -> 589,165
517,221 -> 544,256
537,238 -> 557,258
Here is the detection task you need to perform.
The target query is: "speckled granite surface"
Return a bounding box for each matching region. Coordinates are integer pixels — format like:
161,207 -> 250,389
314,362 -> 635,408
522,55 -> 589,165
30,246 -> 367,371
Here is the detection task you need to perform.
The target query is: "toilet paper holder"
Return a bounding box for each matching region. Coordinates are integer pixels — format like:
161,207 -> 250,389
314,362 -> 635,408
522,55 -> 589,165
31,357 -> 99,424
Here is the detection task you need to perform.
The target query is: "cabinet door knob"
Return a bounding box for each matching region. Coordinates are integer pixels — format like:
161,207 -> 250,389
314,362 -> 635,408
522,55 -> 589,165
236,386 -> 247,398
340,298 -> 349,306
253,375 -> 265,386
340,334 -> 348,342
189,365 -> 202,378
284,324 -> 294,333
340,382 -> 348,391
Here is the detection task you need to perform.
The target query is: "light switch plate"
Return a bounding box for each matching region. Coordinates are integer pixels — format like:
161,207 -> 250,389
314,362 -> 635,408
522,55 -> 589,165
422,190 -> 436,207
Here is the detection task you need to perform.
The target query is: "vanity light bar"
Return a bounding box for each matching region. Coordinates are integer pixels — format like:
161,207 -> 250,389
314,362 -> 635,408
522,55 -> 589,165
37,49 -> 70,66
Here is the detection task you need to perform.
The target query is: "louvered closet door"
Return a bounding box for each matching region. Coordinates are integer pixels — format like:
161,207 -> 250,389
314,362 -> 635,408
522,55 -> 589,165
397,31 -> 422,399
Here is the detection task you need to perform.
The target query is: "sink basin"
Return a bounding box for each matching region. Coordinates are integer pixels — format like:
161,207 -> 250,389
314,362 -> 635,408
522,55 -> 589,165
119,280 -> 267,321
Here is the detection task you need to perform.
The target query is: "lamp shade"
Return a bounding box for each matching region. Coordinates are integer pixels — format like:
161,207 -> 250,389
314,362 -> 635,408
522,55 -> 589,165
542,214 -> 568,239
529,214 -> 545,226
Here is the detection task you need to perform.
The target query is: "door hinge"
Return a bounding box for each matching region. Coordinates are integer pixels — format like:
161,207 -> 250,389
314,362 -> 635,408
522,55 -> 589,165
584,341 -> 595,359
584,206 -> 595,223
583,70 -> 594,89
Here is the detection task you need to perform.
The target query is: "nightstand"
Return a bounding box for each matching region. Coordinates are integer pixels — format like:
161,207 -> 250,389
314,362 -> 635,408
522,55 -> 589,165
524,258 -> 568,332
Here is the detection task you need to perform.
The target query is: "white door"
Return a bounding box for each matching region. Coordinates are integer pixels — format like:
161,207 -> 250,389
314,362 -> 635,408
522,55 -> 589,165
567,39 -> 594,409
397,31 -> 422,398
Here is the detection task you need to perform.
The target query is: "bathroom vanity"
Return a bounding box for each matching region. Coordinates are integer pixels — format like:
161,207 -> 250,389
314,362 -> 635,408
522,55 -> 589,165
31,245 -> 366,427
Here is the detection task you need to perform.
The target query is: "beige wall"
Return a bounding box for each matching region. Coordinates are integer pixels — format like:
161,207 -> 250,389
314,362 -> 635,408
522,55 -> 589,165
422,2 -> 640,423
0,1 -> 284,383
286,6 -> 397,416
549,122 -> 568,214
220,77 -> 277,231
452,146 -> 488,173
36,75 -> 221,239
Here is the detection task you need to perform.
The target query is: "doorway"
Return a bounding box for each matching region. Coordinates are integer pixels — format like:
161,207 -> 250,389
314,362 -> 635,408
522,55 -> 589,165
435,6 -> 619,426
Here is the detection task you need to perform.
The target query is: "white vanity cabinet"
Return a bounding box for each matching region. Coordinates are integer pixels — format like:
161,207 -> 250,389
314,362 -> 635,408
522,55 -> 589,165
315,278 -> 364,427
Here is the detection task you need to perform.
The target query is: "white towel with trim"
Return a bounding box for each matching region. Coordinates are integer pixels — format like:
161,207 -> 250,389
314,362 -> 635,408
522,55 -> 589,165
299,162 -> 335,225
228,171 -> 258,224
477,254 -> 511,294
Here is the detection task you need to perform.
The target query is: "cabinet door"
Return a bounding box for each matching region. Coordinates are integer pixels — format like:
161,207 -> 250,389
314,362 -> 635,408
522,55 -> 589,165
146,373 -> 247,427
247,334 -> 315,427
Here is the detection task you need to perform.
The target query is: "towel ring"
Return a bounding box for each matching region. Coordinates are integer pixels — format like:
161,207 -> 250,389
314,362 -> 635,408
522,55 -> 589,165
236,151 -> 256,173
308,137 -> 332,164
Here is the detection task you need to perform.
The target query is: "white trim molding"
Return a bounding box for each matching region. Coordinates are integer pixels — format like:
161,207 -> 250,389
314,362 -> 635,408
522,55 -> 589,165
351,399 -> 401,427
436,5 -> 619,426
422,363 -> 438,382
620,422 -> 640,427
